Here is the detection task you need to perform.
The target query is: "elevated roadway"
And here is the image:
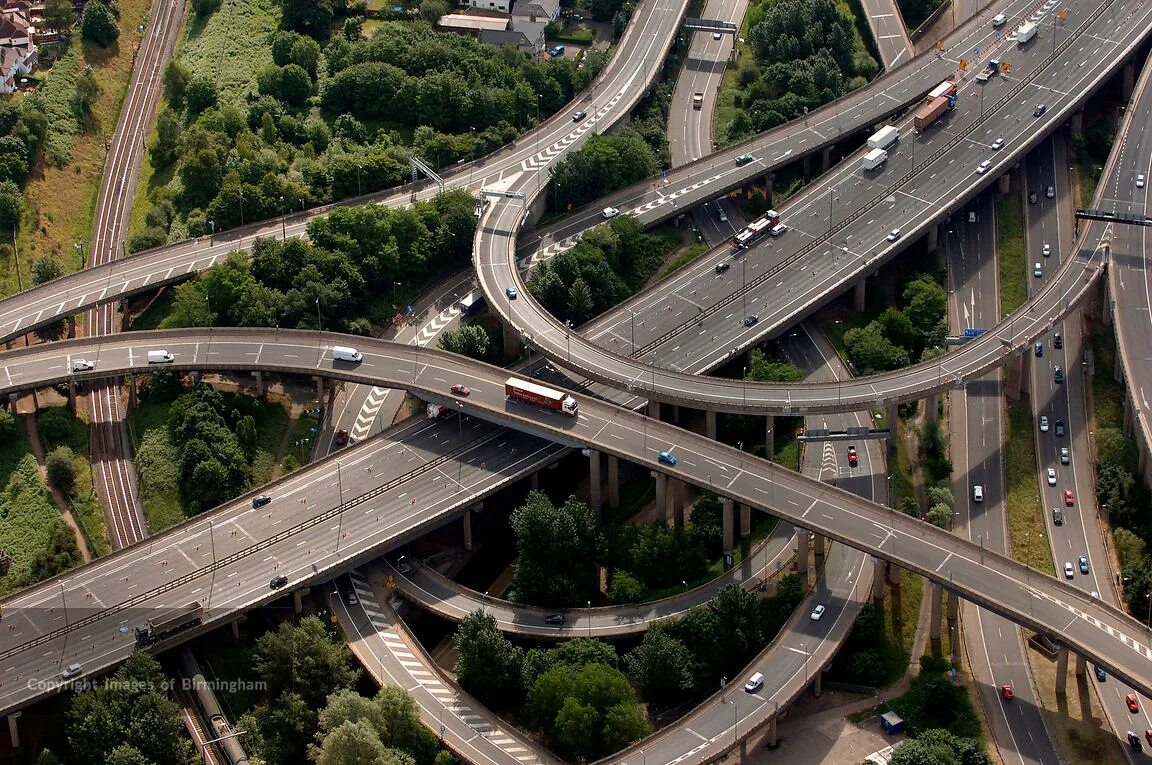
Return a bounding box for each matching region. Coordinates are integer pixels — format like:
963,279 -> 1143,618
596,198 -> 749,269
1,332 -> 1151,720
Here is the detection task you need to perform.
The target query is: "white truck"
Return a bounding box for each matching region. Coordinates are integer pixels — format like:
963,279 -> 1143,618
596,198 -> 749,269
861,148 -> 888,171
867,126 -> 899,150
1016,20 -> 1037,43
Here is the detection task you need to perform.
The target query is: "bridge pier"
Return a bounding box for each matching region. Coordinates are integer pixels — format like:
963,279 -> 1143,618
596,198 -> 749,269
1123,61 -> 1136,101
314,375 -> 325,404
765,416 -> 775,458
1074,652 -> 1087,678
669,479 -> 685,526
7,711 -> 21,748
885,403 -> 899,457
127,374 -> 137,410
463,507 -> 473,551
812,670 -> 822,697
253,370 -> 265,397
822,146 -> 834,173
1055,646 -> 1069,695
1069,109 -> 1083,137
998,172 -> 1011,194
530,471 -> 539,491
947,592 -> 960,663
872,557 -> 886,606
796,528 -> 811,575
502,322 -> 521,358
854,277 -> 866,312
722,497 -> 735,560
654,471 -> 666,518
765,172 -> 774,202
292,588 -> 310,614
1004,353 -> 1027,402
926,224 -> 939,253
740,504 -> 751,537
1123,394 -> 1134,437
924,392 -> 939,425
588,449 -> 602,519
928,581 -> 943,654
607,455 -> 620,509
67,379 -> 76,412
648,399 -> 660,420
812,532 -> 826,563
706,409 -> 717,440
231,619 -> 242,640
764,715 -> 777,747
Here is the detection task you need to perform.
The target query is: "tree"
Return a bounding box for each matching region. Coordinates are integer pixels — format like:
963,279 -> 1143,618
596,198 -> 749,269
162,61 -> 191,109
843,321 -> 911,373
418,0 -> 449,22
1114,527 -> 1146,569
191,0 -> 222,17
925,504 -> 952,528
890,739 -> 961,765
31,256 -> 63,285
526,663 -> 648,760
280,0 -> 334,38
46,447 -> 77,495
624,628 -> 694,703
903,275 -> 948,340
522,639 -> 618,689
453,610 -> 524,705
80,0 -> 119,47
438,324 -> 491,361
43,0 -> 76,32
311,719 -> 389,765
0,179 -> 21,229
105,746 -> 152,765
150,109 -> 182,167
510,492 -> 603,606
608,570 -> 644,603
72,66 -> 101,119
252,616 -> 359,707
746,348 -> 802,382
1096,427 -> 1137,474
185,76 -> 219,117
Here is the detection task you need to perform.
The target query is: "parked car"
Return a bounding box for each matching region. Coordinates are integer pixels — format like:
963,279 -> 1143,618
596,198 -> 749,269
548,45 -> 566,57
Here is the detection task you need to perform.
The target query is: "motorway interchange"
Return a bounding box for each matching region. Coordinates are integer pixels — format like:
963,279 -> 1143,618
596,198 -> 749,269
4,0 -> 1152,760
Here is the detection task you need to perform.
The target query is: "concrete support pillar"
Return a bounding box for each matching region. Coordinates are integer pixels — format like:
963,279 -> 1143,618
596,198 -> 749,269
1139,443 -> 1148,477
998,172 -> 1011,194
1124,395 -> 1134,437
740,504 -> 751,537
127,374 -> 137,409
67,379 -> 76,412
822,145 -> 834,173
588,449 -> 602,519
314,375 -> 325,403
925,392 -> 939,425
292,589 -> 306,614
705,409 -> 717,440
926,224 -> 939,253
1055,646 -> 1069,695
854,277 -> 866,312
607,455 -> 620,509
463,508 -> 473,551
928,581 -> 943,654
254,370 -> 265,397
947,592 -> 960,662
740,738 -> 748,761
886,403 -> 899,457
669,479 -> 684,526
7,711 -> 21,749
654,471 -> 667,520
872,558 -> 887,605
765,716 -> 778,747
669,404 -> 680,425
530,471 -> 539,491
1123,61 -> 1136,101
1069,109 -> 1083,137
796,529 -> 811,575
502,322 -> 522,358
647,399 -> 660,420
722,497 -> 735,553
813,671 -> 822,697
812,533 -> 826,562
1074,652 -> 1087,678
803,155 -> 812,178
764,416 -> 775,458
231,619 -> 242,640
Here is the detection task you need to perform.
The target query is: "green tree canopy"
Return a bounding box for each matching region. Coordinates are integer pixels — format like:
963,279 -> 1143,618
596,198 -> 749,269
624,627 -> 695,704
510,491 -> 603,606
80,0 -> 119,47
252,616 -> 359,707
453,610 -> 524,706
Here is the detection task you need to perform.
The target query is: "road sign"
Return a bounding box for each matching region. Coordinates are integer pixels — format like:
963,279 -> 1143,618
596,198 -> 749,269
963,328 -> 987,337
959,58 -> 968,70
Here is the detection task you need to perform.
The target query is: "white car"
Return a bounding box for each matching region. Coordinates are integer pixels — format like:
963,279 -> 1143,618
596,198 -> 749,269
1047,467 -> 1057,486
1039,415 -> 1049,432
71,359 -> 94,372
1138,174 -> 1146,188
1042,243 -> 1051,257
602,207 -> 619,219
973,484 -> 984,502
1034,262 -> 1043,277
1063,562 -> 1075,579
886,229 -> 902,242
810,604 -> 826,621
991,137 -> 1004,150
991,12 -> 1007,25
976,160 -> 992,174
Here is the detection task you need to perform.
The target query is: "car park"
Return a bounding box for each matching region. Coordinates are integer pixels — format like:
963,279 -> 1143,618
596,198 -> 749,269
1053,332 -> 1062,348
544,614 -> 565,625
1046,185 -> 1055,198
602,207 -> 619,219
1039,415 -> 1049,431
252,494 -> 272,508
1139,174 -> 1146,188
847,446 -> 858,466
972,485 -> 984,502
1054,419 -> 1064,437
269,574 -> 289,590
1046,467 -> 1057,485
991,137 -> 1004,150
886,229 -> 902,242
1035,341 -> 1043,357
450,384 -> 471,396
1042,243 -> 1051,257
810,604 -> 826,621
1060,447 -> 1070,464
572,111 -> 588,122
658,451 -> 677,466
1029,191 -> 1039,204
1033,262 -> 1043,277
1064,489 -> 1074,505
1033,104 -> 1046,117
1063,562 -> 1075,578
71,359 -> 94,372
976,160 -> 992,174
1052,507 -> 1064,525
1128,693 -> 1140,713
715,261 -> 730,274
743,314 -> 759,327
335,429 -> 349,446
505,287 -> 518,299
992,12 -> 1007,25
1079,555 -> 1090,574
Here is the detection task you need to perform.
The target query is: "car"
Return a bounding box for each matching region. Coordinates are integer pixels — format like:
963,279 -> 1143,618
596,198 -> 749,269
1033,104 -> 1047,117
715,261 -> 731,274
1060,447 -> 1070,464
968,211 -> 977,223
712,31 -> 722,39
1053,331 -> 1063,348
334,428 -> 349,446
976,160 -> 992,175
1091,590 -> 1099,598
1064,489 -> 1074,506
810,604 -> 826,621
1063,562 -> 1075,578
1054,419 -> 1064,437
505,287 -> 518,299
572,111 -> 588,122
1052,507 -> 1064,525
1001,684 -> 1014,700
1035,341 -> 1044,357
991,12 -> 1007,25
602,207 -> 620,219
886,229 -> 902,242
1146,730 -> 1152,747
1029,191 -> 1039,204
1033,262 -> 1043,277
450,384 -> 471,396
346,589 -> 358,606
847,445 -> 858,466
1039,415 -> 1049,432
1095,664 -> 1107,681
544,614 -> 566,625
743,314 -> 759,327
1128,693 -> 1140,713
1046,467 -> 1057,485
61,663 -> 83,680
1128,731 -> 1142,750
658,451 -> 677,466
1046,185 -> 1055,199
1078,555 -> 1089,574
744,673 -> 765,692
735,153 -> 754,166
1042,243 -> 1051,257
252,494 -> 272,508
1053,365 -> 1064,383
269,574 -> 289,590
548,45 -> 565,57
71,359 -> 94,372
1139,174 -> 1146,189
972,485 -> 984,502
991,137 -> 1004,150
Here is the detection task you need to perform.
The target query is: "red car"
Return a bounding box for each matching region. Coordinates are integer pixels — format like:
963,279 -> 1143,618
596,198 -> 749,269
335,429 -> 349,446
1064,489 -> 1075,506
1145,729 -> 1152,747
1127,693 -> 1140,713
1001,684 -> 1013,701
847,446 -> 858,467
450,384 -> 471,396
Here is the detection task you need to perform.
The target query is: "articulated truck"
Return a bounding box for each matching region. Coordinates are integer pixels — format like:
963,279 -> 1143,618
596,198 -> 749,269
868,126 -> 899,150
135,602 -> 203,646
505,377 -> 578,416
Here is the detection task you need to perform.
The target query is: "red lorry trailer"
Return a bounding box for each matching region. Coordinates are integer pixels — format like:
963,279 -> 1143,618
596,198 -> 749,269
505,377 -> 579,416
914,95 -> 952,132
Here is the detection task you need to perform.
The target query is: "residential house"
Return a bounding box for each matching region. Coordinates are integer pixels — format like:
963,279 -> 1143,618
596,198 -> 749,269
0,3 -> 36,94
509,0 -> 559,54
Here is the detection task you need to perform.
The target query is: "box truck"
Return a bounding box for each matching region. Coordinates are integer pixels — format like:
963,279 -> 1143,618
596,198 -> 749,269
1016,21 -> 1037,43
505,377 -> 578,416
861,148 -> 888,171
868,126 -> 899,150
914,95 -> 954,132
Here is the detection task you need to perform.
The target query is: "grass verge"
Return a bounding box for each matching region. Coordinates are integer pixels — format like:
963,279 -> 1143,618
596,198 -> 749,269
996,192 -> 1027,315
1004,401 -> 1053,574
1089,328 -> 1124,430
36,406 -> 110,556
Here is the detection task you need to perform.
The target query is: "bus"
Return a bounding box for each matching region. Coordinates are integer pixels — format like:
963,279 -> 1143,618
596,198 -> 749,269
731,210 -> 781,250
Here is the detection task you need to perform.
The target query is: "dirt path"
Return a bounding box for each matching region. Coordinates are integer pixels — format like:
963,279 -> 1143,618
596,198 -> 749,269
23,413 -> 93,563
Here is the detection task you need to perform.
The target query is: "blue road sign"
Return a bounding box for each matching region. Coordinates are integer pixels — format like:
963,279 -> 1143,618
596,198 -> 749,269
963,328 -> 987,337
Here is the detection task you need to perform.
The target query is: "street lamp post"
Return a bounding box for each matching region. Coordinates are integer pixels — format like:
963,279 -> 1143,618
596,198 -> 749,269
628,309 -> 636,357
566,320 -> 572,362
828,187 -> 833,235
279,195 -> 286,239
587,600 -> 592,637
208,220 -> 215,244
802,642 -> 808,684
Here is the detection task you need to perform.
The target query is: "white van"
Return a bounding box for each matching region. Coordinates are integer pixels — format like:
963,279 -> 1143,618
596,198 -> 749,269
972,485 -> 984,502
744,672 -> 764,693
147,350 -> 174,364
332,346 -> 363,363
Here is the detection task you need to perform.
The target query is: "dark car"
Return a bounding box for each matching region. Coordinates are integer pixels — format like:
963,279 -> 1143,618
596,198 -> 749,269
544,614 -> 565,625
1095,664 -> 1107,681
1052,507 -> 1064,525
1029,191 -> 1039,204
1034,341 -> 1043,357
1054,419 -> 1065,437
335,429 -> 349,446
1053,365 -> 1064,383
252,494 -> 272,509
1033,104 -> 1046,117
1053,332 -> 1063,348
1079,555 -> 1090,574
715,261 -> 730,274
847,446 -> 858,467
743,314 -> 759,327
269,574 -> 289,590
572,111 -> 588,122
1129,731 -> 1142,751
